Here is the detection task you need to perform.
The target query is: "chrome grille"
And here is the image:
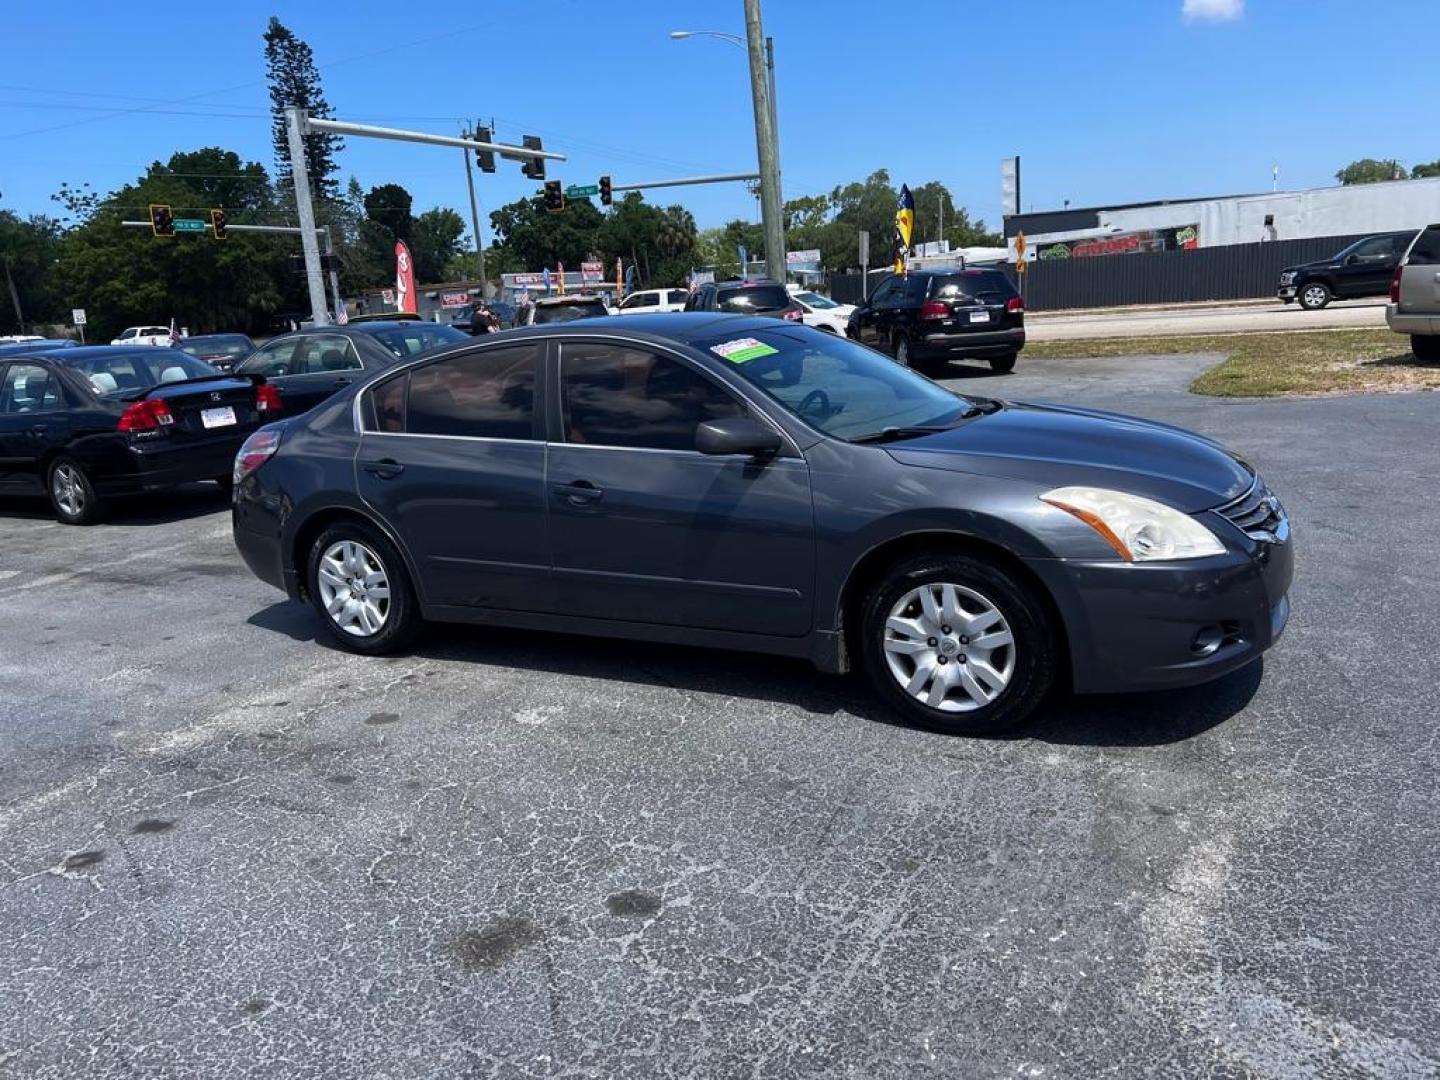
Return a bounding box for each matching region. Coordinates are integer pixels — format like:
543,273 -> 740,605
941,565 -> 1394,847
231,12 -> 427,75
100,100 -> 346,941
1217,475 -> 1288,544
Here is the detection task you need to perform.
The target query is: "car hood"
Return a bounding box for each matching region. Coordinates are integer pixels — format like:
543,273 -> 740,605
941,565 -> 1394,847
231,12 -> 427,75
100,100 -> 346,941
1282,258 -> 1338,274
886,400 -> 1251,512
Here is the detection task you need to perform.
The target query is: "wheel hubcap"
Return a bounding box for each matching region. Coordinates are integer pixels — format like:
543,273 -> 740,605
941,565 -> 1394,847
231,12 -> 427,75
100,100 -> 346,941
317,540 -> 391,637
52,465 -> 84,517
1304,287 -> 1325,305
882,582 -> 1016,712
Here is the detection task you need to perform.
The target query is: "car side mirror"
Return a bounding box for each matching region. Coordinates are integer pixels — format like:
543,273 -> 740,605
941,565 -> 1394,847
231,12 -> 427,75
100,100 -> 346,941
695,415 -> 783,457
1345,254 -> 1360,265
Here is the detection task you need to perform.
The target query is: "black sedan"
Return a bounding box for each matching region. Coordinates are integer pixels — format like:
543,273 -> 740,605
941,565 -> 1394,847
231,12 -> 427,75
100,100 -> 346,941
233,321 -> 469,415
0,345 -> 282,524
233,315 -> 1293,736
178,333 -> 256,372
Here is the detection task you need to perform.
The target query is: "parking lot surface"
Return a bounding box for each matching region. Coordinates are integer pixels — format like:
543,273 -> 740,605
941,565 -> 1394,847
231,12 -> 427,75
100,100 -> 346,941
2,353 -> 1437,1078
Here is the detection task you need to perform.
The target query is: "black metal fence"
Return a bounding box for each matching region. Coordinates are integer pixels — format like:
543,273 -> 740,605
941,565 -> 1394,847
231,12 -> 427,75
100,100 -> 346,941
828,233 -> 1370,312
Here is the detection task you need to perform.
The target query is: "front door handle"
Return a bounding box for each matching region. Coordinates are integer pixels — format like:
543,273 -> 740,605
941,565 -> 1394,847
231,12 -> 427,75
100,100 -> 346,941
362,458 -> 405,480
554,480 -> 603,505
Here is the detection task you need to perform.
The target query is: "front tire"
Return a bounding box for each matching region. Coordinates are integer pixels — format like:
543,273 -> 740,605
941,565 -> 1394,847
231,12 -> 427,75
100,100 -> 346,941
307,522 -> 421,654
859,553 -> 1058,736
989,351 -> 1018,374
893,334 -> 914,368
1411,334 -> 1440,364
48,457 -> 104,525
1298,281 -> 1331,310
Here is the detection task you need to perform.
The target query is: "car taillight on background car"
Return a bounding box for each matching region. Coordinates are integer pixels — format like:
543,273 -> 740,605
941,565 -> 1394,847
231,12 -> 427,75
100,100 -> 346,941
255,383 -> 284,415
1006,296 -> 1025,313
234,428 -> 282,484
1390,265 -> 1403,304
920,301 -> 949,320
117,398 -> 174,432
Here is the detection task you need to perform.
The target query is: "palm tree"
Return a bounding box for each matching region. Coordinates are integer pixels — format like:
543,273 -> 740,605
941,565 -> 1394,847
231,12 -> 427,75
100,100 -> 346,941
656,207 -> 697,257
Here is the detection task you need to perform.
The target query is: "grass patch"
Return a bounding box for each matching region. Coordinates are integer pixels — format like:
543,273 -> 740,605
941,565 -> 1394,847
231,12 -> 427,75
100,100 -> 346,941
1024,329 -> 1440,397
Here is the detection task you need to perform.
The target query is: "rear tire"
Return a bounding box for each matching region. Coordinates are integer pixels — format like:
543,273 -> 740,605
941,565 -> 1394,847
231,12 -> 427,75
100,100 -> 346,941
1411,334 -> 1440,364
893,334 -> 914,368
48,457 -> 104,525
1298,281 -> 1331,310
307,521 -> 421,654
989,351 -> 1018,374
859,553 -> 1058,736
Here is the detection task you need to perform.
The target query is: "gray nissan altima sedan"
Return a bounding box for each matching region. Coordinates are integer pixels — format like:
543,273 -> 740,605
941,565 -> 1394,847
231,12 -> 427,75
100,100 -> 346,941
232,314 -> 1293,736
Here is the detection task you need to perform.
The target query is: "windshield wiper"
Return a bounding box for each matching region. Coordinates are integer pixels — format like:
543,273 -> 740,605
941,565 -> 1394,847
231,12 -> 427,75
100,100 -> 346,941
848,403 -> 998,444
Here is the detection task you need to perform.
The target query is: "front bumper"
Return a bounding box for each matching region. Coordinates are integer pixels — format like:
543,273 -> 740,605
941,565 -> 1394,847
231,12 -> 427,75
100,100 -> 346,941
915,327 -> 1026,359
1278,286 -> 1297,300
1030,535 -> 1294,695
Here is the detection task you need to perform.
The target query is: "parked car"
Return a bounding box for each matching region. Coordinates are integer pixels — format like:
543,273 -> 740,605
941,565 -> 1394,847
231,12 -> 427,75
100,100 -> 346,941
347,311 -> 421,324
1278,231 -> 1416,310
684,279 -> 804,322
848,268 -> 1025,374
0,345 -> 281,523
786,284 -> 855,334
0,339 -> 76,357
616,288 -> 689,315
110,326 -> 172,346
1385,222 -> 1440,363
234,321 -> 469,415
178,333 -> 256,372
520,295 -> 611,326
232,313 -> 1291,737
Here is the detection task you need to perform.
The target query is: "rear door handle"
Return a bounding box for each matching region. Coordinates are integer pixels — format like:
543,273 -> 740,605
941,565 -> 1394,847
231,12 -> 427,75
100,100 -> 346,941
554,480 -> 603,505
362,458 -> 405,480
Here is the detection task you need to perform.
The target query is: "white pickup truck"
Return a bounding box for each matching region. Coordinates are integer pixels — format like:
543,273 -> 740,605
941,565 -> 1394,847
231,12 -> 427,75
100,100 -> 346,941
110,325 -> 172,346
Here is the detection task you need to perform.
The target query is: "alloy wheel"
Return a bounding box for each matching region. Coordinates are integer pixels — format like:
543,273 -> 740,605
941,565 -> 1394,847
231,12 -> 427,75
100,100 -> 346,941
52,464 -> 85,519
1302,285 -> 1327,308
316,540 -> 392,638
896,337 -> 910,366
881,582 -> 1016,712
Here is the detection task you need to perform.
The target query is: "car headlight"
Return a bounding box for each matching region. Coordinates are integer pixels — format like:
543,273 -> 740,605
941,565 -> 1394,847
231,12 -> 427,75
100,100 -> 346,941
1041,486 -> 1225,561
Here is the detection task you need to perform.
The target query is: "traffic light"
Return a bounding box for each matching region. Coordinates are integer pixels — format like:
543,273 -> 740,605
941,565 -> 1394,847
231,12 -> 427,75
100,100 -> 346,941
543,180 -> 564,213
599,175 -> 612,206
521,134 -> 545,180
210,208 -> 227,240
149,204 -> 174,237
473,125 -> 496,173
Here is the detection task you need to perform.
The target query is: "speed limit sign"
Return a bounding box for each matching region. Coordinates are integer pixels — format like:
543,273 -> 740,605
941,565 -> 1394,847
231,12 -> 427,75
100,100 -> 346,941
72,308 -> 87,326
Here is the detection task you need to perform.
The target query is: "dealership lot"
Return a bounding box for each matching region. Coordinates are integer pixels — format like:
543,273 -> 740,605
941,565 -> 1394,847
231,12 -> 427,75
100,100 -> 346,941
1,354 -> 1437,1077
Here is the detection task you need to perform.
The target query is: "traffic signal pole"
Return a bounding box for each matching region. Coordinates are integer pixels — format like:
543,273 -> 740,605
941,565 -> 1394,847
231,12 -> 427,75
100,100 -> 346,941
284,106 -> 330,327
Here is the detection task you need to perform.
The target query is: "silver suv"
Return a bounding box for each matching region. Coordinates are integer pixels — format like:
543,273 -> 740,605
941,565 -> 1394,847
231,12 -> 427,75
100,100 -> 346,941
1387,224 -> 1440,363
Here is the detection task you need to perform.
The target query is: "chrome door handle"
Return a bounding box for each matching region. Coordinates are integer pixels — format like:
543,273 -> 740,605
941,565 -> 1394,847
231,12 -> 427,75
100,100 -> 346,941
554,480 -> 603,505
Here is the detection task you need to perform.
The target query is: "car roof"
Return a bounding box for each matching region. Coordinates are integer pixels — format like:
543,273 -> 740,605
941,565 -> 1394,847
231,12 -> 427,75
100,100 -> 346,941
491,312 -> 782,344
183,332 -> 251,340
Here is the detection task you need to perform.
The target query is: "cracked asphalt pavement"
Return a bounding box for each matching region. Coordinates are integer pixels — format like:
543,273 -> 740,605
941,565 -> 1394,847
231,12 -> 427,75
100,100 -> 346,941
1,352 -> 1437,1078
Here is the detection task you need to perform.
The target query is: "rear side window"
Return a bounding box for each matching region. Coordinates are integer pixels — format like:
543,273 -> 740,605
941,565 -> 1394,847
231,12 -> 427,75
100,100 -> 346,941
667,290 -> 688,305
374,343 -> 540,440
929,271 -> 1017,302
716,284 -> 789,312
1407,226 -> 1440,266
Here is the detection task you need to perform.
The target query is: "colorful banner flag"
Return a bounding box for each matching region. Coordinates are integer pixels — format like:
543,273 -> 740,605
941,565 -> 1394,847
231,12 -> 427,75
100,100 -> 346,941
894,184 -> 915,274
616,257 -> 624,299
556,261 -> 566,295
394,241 -> 417,313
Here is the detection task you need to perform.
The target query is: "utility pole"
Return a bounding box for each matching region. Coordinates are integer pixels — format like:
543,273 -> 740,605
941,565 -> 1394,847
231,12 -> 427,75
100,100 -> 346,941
3,256 -> 24,334
462,123 -> 486,293
322,225 -> 343,317
284,105 -> 330,327
744,0 -> 785,282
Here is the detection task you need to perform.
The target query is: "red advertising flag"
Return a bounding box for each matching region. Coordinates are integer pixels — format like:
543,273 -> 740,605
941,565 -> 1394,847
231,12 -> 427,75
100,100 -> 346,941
394,241 -> 417,313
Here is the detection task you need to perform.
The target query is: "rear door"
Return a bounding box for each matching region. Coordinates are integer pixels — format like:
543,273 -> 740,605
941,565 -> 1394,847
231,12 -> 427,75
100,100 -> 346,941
354,340 -> 551,612
0,361 -> 70,491
1399,226 -> 1440,324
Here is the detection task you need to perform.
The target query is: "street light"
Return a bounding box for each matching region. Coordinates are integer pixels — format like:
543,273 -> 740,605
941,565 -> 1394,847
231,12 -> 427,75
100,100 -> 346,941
670,15 -> 784,280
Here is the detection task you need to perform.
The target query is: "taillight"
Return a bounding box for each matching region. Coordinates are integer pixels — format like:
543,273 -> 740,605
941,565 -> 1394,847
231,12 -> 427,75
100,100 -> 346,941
920,301 -> 949,320
1006,296 -> 1025,313
1390,265 -> 1403,304
234,428 -> 282,484
255,382 -> 284,415
782,307 -> 803,321
117,398 -> 174,432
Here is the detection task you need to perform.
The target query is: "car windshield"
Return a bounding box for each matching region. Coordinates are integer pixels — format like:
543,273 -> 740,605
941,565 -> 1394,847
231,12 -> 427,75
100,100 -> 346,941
180,336 -> 252,359
533,301 -> 607,324
59,349 -> 219,396
795,291 -> 839,309
368,323 -> 469,357
694,326 -> 976,440
717,284 -> 790,313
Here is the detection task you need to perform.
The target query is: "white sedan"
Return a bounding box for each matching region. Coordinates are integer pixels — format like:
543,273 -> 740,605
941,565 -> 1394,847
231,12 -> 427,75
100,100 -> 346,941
110,325 -> 173,346
785,286 -> 855,334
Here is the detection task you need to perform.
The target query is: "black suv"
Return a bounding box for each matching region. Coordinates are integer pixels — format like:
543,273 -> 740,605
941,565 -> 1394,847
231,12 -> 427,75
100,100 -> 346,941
847,268 -> 1025,374
684,279 -> 804,322
1278,231 -> 1416,310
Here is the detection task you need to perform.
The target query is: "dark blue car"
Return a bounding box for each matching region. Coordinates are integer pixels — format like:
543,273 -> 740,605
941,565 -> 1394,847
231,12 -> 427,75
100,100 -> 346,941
232,315 -> 1292,735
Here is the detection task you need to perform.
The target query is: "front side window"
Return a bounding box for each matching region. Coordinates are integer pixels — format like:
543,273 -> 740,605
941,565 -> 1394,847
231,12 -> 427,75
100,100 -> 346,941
870,278 -> 901,307
559,343 -> 742,451
118,328 -> 137,340
667,290 -> 688,305
694,325 -> 973,441
238,339 -> 300,377
0,364 -> 61,413
374,343 -> 540,439
1345,236 -> 1393,262
295,335 -> 362,374
620,293 -> 656,310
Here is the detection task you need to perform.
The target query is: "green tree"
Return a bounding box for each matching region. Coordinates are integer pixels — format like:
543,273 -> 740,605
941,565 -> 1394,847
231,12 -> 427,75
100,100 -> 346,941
0,211 -> 65,334
263,16 -> 343,200
411,208 -> 466,282
153,147 -> 273,212
489,191 -> 605,272
1412,160 -> 1440,179
1336,158 -> 1408,185
363,183 -> 413,241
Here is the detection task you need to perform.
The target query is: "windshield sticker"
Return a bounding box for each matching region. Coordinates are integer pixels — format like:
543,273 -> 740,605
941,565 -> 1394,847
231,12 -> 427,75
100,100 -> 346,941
710,337 -> 779,364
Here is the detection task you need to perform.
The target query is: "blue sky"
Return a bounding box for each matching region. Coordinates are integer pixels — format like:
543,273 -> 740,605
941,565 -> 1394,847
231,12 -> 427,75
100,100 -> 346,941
2,0 -> 1436,241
